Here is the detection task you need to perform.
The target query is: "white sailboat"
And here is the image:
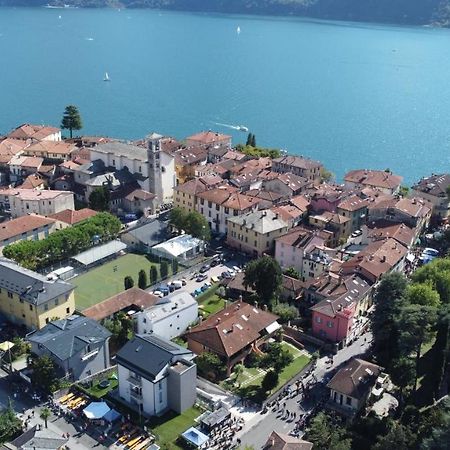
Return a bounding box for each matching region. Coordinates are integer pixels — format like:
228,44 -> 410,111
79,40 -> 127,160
103,72 -> 110,82
237,26 -> 241,35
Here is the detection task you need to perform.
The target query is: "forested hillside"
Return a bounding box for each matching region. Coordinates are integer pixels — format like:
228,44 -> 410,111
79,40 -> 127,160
2,0 -> 450,27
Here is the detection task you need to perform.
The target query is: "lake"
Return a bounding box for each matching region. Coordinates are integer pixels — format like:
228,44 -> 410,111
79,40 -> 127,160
1,7 -> 450,183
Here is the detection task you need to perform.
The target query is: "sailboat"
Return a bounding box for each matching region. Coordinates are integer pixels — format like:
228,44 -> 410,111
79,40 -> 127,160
237,26 -> 241,35
103,72 -> 110,82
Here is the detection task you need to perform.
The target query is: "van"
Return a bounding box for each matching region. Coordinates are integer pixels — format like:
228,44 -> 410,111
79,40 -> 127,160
171,280 -> 183,289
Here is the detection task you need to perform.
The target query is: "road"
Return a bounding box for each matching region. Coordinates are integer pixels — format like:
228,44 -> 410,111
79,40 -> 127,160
237,332 -> 372,449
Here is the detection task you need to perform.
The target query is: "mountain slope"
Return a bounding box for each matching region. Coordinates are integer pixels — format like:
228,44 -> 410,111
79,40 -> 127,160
2,0 -> 450,27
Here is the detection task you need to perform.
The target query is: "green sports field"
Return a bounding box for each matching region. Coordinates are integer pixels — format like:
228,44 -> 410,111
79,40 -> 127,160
72,253 -> 167,310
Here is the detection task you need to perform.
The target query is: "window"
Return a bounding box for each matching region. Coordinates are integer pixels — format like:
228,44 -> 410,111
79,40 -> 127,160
66,307 -> 70,314
327,321 -> 333,328
7,292 -> 13,299
316,316 -> 322,324
143,318 -> 147,324
45,318 -> 49,324
159,391 -> 163,403
208,201 -> 212,208
346,396 -> 352,406
112,159 -> 116,166
55,298 -> 59,306
224,207 -> 229,214
29,304 -> 33,311
44,304 -> 48,311
48,201 -> 51,205
138,166 -> 141,172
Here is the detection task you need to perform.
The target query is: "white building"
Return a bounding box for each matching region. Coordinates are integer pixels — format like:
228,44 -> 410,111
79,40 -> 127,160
0,189 -> 75,218
135,291 -> 198,340
91,134 -> 175,204
151,234 -> 205,261
116,334 -> 197,417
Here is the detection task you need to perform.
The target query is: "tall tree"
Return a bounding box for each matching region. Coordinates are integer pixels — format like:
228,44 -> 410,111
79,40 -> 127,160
185,211 -> 211,241
373,423 -> 416,450
406,283 -> 441,308
246,133 -> 252,146
89,186 -> 110,211
306,412 -> 352,450
169,207 -> 187,232
31,355 -> 59,393
124,276 -> 134,290
61,104 -> 82,138
250,133 -> 256,147
149,265 -> 158,285
244,256 -> 282,306
138,269 -> 147,289
372,272 -> 407,367
0,400 -> 22,443
40,407 -> 51,429
160,260 -> 169,279
172,258 -> 179,275
261,370 -> 278,393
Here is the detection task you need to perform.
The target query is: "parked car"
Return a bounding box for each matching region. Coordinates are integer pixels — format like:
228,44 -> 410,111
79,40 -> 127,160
180,278 -> 187,286
227,269 -> 236,277
196,274 -> 208,282
199,264 -> 210,273
171,280 -> 183,289
423,247 -> 439,256
233,265 -> 242,273
158,285 -> 170,296
210,259 -> 219,267
351,230 -> 363,238
221,271 -> 233,279
190,272 -> 199,280
152,290 -> 164,298
194,288 -> 203,296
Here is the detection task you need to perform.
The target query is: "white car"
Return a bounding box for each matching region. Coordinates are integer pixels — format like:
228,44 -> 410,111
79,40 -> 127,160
152,290 -> 164,298
227,269 -> 236,277
233,266 -> 242,273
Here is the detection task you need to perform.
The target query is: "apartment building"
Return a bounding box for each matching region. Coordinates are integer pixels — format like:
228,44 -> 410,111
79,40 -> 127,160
272,155 -> 323,185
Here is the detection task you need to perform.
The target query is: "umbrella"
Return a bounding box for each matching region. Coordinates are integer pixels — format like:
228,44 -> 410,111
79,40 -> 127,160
0,341 -> 14,351
109,373 -> 118,380
83,402 -> 110,420
103,408 -> 121,423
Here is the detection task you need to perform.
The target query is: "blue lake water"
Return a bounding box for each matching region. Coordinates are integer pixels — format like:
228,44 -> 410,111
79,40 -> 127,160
1,7 -> 450,183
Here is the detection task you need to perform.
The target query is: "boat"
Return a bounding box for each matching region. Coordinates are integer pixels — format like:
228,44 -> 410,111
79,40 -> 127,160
237,125 -> 248,132
237,26 -> 241,35
103,72 -> 110,82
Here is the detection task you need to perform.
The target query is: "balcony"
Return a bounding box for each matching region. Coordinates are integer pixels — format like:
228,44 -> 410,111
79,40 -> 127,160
127,375 -> 142,388
130,387 -> 142,399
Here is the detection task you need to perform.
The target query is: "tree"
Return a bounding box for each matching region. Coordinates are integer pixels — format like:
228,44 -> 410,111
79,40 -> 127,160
185,211 -> 211,241
246,133 -> 252,146
40,407 -> 51,428
250,133 -> 256,147
172,258 -> 179,275
320,167 -> 335,182
372,272 -> 407,367
373,423 -> 416,450
169,207 -> 187,231
284,267 -> 300,279
261,370 -> 278,393
399,186 -> 410,197
306,412 -> 352,450
244,256 -> 282,306
160,260 -> 169,279
150,265 -> 158,285
196,352 -> 225,381
31,355 -> 59,393
261,342 -> 293,371
61,104 -> 82,138
272,303 -> 298,323
397,304 -> 437,391
138,269 -> 147,289
124,276 -> 134,290
406,283 -> 441,308
233,363 -> 244,387
390,357 -> 416,402
0,400 -> 22,443
89,186 -> 110,211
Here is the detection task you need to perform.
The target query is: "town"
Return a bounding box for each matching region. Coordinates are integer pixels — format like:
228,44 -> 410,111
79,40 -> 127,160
0,110 -> 449,450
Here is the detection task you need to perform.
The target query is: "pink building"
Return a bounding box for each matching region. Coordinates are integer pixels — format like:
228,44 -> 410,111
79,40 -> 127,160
310,275 -> 371,344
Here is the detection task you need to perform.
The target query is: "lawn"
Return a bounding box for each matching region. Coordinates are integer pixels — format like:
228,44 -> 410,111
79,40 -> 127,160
198,293 -> 226,317
72,253 -> 171,309
150,405 -> 203,450
84,379 -> 118,399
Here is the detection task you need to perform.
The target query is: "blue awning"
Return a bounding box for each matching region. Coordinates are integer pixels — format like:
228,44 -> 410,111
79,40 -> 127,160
83,402 -> 110,420
103,408 -> 121,423
181,427 -> 209,447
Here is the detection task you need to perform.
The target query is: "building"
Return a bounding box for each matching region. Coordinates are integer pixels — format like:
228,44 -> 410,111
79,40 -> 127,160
117,334 -> 197,417
196,186 -> 260,235
275,227 -> 328,274
272,155 -> 323,185
121,219 -> 169,252
82,287 -> 159,322
411,173 -> 450,220
185,131 -> 232,154
344,169 -> 403,195
310,275 -> 372,344
263,173 -> 311,199
173,176 -> 223,213
0,258 -> 75,329
23,140 -> 76,161
172,145 -> 208,184
185,301 -> 280,375
4,425 -> 68,450
151,234 -> 205,261
340,238 -> 408,284
49,208 -> 98,227
28,315 -> 111,381
270,204 -> 306,227
364,222 -> 415,249
123,189 -> 156,215
0,214 -> 57,255
8,155 -> 43,183
336,195 -> 368,233
226,209 -> 290,257
327,358 -> 383,417
0,189 -> 74,218
309,211 -> 351,247
263,431 -> 313,450
91,135 -> 176,204
281,275 -> 305,302
135,291 -> 198,340
8,124 -> 61,142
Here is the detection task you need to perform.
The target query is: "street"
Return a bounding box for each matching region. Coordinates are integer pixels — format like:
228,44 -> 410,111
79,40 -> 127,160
237,332 -> 372,449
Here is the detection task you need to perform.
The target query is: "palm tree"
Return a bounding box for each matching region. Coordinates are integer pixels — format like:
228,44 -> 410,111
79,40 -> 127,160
40,407 -> 51,428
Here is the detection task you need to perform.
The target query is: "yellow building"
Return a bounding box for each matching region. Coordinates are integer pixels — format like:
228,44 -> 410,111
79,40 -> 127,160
226,209 -> 290,257
0,258 -> 75,330
173,176 -> 222,213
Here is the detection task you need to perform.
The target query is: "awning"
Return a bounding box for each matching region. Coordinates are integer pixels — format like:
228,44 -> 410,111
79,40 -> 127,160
265,321 -> 282,334
181,427 -> 209,448
0,341 -> 14,351
103,408 -> 121,423
406,253 -> 415,263
83,402 -> 110,420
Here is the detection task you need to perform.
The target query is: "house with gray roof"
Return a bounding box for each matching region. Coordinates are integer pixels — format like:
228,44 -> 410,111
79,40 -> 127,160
3,425 -> 68,450
28,315 -> 111,381
120,219 -> 169,252
116,334 -> 196,417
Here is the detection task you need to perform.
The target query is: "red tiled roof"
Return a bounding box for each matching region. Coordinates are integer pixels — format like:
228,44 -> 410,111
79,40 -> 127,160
8,124 -> 60,140
0,214 -> 56,241
344,169 -> 403,190
83,287 -> 159,321
49,208 -> 97,225
186,131 -> 231,145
